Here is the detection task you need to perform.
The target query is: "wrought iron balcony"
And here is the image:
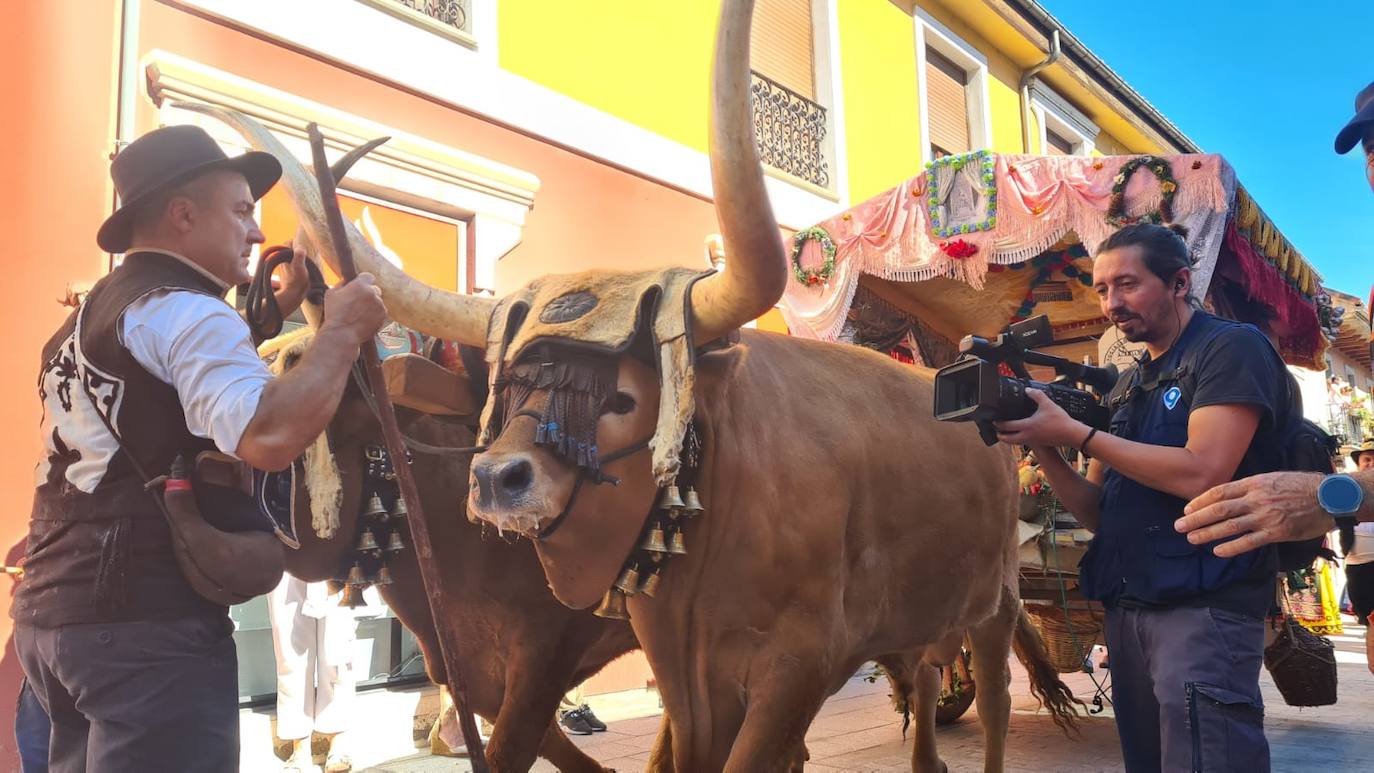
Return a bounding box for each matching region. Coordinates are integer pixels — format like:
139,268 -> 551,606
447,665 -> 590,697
750,71 -> 831,190
390,0 -> 470,34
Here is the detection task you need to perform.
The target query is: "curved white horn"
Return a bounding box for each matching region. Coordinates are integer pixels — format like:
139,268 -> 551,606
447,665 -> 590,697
690,0 -> 788,344
177,102 -> 494,346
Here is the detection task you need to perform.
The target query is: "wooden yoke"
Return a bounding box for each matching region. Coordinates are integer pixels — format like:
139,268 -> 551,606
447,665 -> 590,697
306,124 -> 489,770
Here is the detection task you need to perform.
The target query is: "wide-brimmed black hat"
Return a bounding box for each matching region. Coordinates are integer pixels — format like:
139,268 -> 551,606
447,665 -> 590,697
97,124 -> 281,253
1334,80 -> 1374,155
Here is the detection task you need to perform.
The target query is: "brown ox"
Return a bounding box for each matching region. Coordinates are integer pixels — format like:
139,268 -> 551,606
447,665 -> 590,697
268,337 -> 638,772
204,2 -> 1077,768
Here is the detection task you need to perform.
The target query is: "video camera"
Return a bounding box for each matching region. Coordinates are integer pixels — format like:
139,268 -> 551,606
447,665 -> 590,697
933,315 -> 1119,446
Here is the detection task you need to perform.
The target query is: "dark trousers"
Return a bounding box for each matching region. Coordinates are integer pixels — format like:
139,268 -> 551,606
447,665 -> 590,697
1104,604 -> 1269,772
15,616 -> 239,773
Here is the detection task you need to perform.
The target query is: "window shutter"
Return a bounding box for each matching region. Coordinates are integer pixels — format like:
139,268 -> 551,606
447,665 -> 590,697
751,0 -> 816,99
1046,128 -> 1073,155
925,48 -> 970,156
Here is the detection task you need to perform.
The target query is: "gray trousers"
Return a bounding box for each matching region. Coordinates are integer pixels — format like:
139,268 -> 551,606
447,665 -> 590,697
15,616 -> 239,773
1104,604 -> 1270,773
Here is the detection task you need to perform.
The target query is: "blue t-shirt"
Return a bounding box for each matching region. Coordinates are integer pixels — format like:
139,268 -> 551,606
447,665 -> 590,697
1078,312 -> 1284,617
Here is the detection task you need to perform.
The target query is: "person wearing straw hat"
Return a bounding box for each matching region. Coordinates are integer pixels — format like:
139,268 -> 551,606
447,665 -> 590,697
14,124 -> 386,771
1341,440 -> 1374,676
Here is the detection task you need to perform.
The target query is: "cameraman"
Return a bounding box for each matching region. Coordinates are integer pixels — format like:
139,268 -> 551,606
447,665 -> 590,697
995,223 -> 1285,772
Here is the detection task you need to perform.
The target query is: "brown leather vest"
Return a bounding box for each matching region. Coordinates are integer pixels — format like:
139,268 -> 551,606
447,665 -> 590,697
16,252 -> 268,627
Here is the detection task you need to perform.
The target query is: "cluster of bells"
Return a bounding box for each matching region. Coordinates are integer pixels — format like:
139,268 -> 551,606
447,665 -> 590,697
336,488 -> 410,608
594,483 -> 704,620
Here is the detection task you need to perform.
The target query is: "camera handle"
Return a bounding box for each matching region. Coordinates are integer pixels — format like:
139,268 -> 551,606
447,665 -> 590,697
975,420 -> 999,447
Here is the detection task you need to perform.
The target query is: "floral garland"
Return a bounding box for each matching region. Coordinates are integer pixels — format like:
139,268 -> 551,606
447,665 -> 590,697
926,149 -> 997,238
790,226 -> 837,287
1106,155 -> 1177,228
987,245 -> 1091,322
1315,292 -> 1345,341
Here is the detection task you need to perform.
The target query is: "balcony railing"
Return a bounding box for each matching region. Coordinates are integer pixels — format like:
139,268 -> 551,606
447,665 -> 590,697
750,71 -> 831,190
390,0 -> 470,34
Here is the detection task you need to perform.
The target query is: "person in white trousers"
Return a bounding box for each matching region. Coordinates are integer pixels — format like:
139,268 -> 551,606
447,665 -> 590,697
268,574 -> 359,772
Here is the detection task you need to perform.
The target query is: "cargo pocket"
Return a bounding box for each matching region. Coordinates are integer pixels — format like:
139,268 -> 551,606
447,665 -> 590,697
1145,526 -> 1204,600
1186,681 -> 1268,772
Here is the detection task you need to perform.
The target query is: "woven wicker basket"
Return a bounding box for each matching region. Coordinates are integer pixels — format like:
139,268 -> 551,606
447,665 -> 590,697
1024,603 -> 1103,674
1263,615 -> 1337,707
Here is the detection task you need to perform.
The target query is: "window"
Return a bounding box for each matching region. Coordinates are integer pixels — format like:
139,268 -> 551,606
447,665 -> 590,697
915,11 -> 991,164
748,0 -> 837,192
1029,80 -> 1098,156
358,0 -> 476,48
751,0 -> 816,99
925,49 -> 970,157
1045,128 -> 1074,156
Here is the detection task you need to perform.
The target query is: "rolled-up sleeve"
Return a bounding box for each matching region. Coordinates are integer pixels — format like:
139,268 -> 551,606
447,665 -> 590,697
122,291 -> 271,456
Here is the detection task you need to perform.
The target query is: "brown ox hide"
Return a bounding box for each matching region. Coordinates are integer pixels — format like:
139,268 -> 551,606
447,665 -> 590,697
280,354 -> 638,773
474,330 -> 1078,772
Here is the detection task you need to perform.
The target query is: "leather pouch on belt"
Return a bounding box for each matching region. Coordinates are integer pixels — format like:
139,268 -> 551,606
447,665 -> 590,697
161,454 -> 285,606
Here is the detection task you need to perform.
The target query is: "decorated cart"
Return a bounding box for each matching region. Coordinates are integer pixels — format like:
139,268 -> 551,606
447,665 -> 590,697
781,150 -> 1338,719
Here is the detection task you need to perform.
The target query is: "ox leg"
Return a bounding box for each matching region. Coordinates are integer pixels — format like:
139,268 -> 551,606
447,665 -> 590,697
534,717 -> 613,773
646,714 -> 674,773
966,594 -> 1017,773
909,660 -> 946,773
484,658 -> 607,773
719,664 -> 827,773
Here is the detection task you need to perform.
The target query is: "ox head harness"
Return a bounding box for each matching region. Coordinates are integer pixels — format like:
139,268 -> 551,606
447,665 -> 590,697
483,349 -> 709,620
487,354 -> 655,541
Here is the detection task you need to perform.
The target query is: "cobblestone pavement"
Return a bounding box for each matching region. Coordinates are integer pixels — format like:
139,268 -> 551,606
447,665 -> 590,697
367,622 -> 1372,772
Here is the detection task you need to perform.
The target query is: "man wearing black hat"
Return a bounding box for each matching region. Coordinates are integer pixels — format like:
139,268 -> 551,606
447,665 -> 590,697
1178,83 -> 1374,554
14,124 -> 387,771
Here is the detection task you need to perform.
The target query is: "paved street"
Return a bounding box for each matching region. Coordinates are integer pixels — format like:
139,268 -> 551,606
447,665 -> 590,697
364,621 -> 1372,772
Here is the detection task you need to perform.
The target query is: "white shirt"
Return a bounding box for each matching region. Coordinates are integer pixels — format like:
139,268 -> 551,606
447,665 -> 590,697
1348,523 -> 1374,566
121,286 -> 271,458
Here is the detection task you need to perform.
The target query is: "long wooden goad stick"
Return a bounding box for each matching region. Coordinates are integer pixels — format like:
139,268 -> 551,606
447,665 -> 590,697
305,123 -> 489,769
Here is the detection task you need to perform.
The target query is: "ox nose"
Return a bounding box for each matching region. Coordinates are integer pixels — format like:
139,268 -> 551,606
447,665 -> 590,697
472,456 -> 535,510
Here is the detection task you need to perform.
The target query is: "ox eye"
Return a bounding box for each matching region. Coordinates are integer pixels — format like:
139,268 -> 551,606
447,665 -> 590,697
605,392 -> 636,415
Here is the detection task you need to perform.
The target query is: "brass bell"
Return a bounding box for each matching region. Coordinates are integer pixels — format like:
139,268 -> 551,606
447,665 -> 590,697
614,565 -> 640,595
345,563 -> 367,587
356,529 -> 380,553
593,589 -> 630,620
391,495 -> 409,519
639,525 -> 668,553
385,530 -> 406,554
667,527 -> 687,556
340,583 -> 367,608
363,493 -> 387,519
373,565 -> 394,586
657,485 -> 685,511
638,570 -> 662,598
682,487 -> 704,515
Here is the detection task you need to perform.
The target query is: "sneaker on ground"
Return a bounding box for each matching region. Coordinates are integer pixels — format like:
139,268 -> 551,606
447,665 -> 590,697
577,703 -> 608,732
559,708 -> 596,736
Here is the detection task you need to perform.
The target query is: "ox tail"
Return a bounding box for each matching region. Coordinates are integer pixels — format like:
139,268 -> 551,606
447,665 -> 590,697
1011,606 -> 1084,736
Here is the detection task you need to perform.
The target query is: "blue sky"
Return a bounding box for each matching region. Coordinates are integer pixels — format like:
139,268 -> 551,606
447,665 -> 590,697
1041,0 -> 1373,298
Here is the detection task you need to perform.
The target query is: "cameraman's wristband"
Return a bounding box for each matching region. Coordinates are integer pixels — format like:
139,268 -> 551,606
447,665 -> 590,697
1080,427 -> 1098,457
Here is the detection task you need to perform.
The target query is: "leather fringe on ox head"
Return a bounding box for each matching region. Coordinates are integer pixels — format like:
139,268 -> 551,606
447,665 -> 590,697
477,267 -> 715,488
